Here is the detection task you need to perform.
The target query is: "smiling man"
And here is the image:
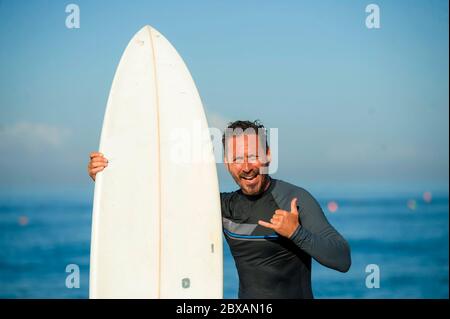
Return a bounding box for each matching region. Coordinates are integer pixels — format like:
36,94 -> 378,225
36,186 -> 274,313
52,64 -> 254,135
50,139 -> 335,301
87,120 -> 351,299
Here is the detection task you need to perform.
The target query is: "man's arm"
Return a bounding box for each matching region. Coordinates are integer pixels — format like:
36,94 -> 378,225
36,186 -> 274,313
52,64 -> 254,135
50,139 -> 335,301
289,189 -> 351,273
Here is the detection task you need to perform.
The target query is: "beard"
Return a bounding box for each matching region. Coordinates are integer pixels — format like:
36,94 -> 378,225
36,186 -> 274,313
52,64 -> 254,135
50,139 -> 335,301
235,169 -> 268,195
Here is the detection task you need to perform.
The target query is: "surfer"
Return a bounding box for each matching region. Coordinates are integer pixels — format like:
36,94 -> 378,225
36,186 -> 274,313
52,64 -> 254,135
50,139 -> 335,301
87,120 -> 351,299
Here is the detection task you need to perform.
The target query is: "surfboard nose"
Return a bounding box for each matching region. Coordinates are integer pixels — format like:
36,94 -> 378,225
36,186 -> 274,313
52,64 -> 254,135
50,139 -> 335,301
138,25 -> 162,36
132,25 -> 166,45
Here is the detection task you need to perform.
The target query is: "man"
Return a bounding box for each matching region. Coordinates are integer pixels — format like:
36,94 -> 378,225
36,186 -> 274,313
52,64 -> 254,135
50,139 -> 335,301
88,120 -> 351,299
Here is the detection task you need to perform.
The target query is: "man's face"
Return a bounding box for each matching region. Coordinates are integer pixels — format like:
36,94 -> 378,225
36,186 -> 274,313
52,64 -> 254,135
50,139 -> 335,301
224,133 -> 271,196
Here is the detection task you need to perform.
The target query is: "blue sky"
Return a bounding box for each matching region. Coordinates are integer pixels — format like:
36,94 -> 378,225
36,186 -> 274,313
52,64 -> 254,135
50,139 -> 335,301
0,0 -> 448,193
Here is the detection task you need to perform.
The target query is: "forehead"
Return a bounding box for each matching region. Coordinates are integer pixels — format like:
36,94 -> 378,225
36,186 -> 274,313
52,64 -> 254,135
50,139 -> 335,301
225,133 -> 264,154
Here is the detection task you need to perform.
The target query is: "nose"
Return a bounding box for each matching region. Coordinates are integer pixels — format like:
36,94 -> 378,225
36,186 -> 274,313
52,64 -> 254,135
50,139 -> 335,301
242,161 -> 252,172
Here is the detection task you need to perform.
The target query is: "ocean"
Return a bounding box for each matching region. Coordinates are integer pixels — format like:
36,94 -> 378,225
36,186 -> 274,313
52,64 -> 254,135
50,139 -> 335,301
0,185 -> 448,298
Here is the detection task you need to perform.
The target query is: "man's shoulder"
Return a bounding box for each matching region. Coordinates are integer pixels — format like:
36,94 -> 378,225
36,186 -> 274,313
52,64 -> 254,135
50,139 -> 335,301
271,179 -> 318,210
220,189 -> 238,201
220,189 -> 239,216
272,178 -> 310,197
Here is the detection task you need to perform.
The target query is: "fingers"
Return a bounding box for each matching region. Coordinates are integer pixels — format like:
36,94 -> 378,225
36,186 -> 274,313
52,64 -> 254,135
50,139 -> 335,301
88,162 -> 107,173
258,220 -> 276,230
270,215 -> 282,224
90,159 -> 108,167
88,151 -> 108,181
88,152 -> 108,167
274,209 -> 288,217
88,158 -> 108,169
90,155 -> 108,163
88,165 -> 105,181
89,161 -> 108,168
90,152 -> 104,159
260,201 -> 301,237
90,166 -> 106,174
263,214 -> 283,227
90,152 -> 108,163
91,155 -> 107,161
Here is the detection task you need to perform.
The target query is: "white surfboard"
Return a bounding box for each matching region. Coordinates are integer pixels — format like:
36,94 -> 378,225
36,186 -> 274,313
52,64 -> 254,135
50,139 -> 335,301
89,25 -> 223,299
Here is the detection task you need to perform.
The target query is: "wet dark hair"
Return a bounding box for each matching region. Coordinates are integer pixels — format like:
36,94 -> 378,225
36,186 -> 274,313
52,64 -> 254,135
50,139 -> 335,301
221,120 -> 269,153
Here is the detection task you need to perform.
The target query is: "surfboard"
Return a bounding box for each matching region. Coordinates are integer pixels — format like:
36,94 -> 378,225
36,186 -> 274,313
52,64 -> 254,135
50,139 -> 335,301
89,25 -> 223,299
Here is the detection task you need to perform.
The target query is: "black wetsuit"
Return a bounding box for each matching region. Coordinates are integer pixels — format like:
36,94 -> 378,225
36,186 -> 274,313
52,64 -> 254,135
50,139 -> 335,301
221,177 -> 351,299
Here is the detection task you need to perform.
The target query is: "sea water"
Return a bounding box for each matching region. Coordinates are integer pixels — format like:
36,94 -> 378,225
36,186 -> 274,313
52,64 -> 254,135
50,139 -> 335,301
0,185 -> 448,298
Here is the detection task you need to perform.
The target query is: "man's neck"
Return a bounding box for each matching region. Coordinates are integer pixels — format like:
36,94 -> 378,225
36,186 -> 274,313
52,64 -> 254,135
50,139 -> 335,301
262,175 -> 271,192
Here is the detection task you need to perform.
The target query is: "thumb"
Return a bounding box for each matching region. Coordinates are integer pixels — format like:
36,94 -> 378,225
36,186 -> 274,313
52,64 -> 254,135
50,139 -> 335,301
291,197 -> 299,215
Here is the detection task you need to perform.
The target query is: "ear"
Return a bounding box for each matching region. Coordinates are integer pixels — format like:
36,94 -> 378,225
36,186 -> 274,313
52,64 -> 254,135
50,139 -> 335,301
259,147 -> 271,175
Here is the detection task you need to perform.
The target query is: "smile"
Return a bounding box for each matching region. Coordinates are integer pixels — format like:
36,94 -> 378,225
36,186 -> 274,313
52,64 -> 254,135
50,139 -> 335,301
241,175 -> 258,183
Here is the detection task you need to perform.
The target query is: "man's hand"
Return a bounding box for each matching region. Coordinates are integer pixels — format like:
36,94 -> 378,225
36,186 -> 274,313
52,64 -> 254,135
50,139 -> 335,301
258,197 -> 300,238
88,151 -> 108,181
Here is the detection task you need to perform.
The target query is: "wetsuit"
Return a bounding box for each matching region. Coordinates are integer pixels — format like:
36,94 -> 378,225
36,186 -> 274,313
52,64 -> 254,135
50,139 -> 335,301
221,177 -> 351,299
